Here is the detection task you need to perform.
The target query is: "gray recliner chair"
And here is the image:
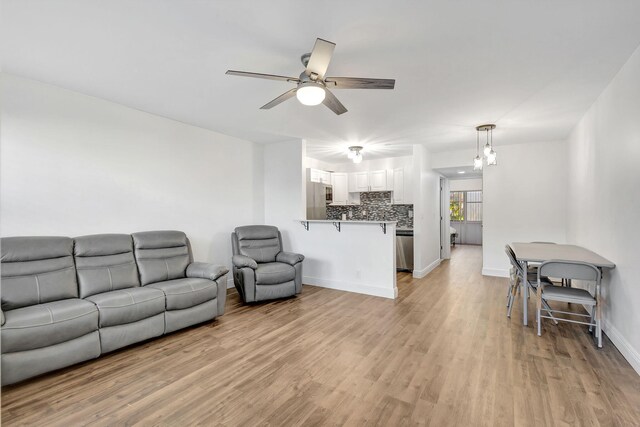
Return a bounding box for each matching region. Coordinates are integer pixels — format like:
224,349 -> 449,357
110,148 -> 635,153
231,226 -> 304,303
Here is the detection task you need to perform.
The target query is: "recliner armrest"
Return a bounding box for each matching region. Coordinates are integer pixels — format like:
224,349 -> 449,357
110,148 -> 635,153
186,262 -> 229,281
276,251 -> 305,266
232,255 -> 258,270
1,308 -> 4,326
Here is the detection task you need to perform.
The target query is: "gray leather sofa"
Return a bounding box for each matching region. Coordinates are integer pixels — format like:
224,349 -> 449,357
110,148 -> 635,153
231,225 -> 304,303
0,231 -> 228,386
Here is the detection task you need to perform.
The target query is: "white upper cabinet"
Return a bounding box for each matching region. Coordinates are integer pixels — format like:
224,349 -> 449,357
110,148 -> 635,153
319,170 -> 331,185
330,173 -> 349,205
354,171 -> 369,191
391,166 -> 413,204
308,168 -> 332,184
349,170 -> 390,192
392,168 -> 404,203
309,168 -> 322,183
369,170 -> 388,191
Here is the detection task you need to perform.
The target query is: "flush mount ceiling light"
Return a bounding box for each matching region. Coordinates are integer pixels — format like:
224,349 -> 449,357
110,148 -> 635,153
473,124 -> 498,170
348,146 -> 364,163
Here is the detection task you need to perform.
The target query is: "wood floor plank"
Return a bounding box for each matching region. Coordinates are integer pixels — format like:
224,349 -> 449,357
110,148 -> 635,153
2,245 -> 639,426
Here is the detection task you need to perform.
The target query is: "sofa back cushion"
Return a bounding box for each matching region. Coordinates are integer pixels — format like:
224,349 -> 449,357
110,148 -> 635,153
74,234 -> 140,298
132,231 -> 191,286
233,225 -> 282,263
1,236 -> 78,310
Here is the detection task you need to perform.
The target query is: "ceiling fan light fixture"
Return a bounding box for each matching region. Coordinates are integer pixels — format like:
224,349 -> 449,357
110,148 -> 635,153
296,82 -> 326,106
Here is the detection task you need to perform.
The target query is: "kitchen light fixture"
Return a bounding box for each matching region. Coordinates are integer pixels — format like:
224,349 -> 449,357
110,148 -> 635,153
473,124 -> 497,169
348,146 -> 364,163
458,171 -> 466,174
296,81 -> 326,106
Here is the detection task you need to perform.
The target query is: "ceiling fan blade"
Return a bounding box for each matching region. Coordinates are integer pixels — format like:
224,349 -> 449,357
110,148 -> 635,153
305,38 -> 336,79
260,88 -> 298,109
324,77 -> 395,89
226,70 -> 299,83
322,89 -> 347,115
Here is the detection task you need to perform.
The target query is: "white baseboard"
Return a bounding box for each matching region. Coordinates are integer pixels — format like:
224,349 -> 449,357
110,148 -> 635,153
603,320 -> 640,376
482,267 -> 510,278
303,276 -> 397,299
413,258 -> 441,279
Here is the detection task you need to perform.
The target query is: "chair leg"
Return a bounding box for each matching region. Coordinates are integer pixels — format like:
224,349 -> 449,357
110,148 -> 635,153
536,288 -> 543,336
541,300 -> 559,325
596,306 -> 603,349
507,283 -> 517,318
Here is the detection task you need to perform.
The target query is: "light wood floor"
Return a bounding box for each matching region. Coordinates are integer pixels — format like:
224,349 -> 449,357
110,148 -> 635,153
2,245 -> 640,426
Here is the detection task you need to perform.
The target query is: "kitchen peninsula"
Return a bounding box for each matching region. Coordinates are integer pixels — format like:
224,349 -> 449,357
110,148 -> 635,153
296,219 -> 398,299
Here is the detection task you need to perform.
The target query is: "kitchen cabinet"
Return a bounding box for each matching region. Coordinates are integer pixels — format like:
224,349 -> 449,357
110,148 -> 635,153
354,172 -> 369,191
319,170 -> 331,185
391,167 -> 413,204
392,168 -> 404,203
349,170 -> 390,192
330,173 -> 349,205
308,168 -> 331,184
370,170 -> 388,191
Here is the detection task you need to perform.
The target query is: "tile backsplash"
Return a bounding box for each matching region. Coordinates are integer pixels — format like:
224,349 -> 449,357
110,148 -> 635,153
326,191 -> 413,228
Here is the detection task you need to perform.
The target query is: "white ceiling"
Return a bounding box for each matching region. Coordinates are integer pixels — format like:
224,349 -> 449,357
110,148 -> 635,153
434,166 -> 482,179
3,1 -> 640,160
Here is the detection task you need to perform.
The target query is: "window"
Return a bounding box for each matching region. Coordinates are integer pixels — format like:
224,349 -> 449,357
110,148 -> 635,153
450,190 -> 482,222
466,191 -> 482,222
450,191 -> 464,221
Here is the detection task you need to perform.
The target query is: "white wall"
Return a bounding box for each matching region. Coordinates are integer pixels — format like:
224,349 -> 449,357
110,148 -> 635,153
482,140 -> 567,276
265,141 -> 397,298
412,144 -> 442,277
566,45 -> 640,374
0,74 -> 264,272
449,178 -> 482,192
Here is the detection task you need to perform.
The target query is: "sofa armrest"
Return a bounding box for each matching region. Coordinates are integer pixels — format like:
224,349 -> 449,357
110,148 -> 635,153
186,262 -> 229,281
232,255 -> 258,270
276,251 -> 305,266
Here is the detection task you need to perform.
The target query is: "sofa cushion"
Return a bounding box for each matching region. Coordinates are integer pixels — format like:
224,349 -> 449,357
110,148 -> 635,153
85,287 -> 166,327
74,234 -> 140,298
132,231 -> 191,286
147,278 -> 217,310
1,236 -> 78,310
255,262 -> 295,285
234,226 -> 281,263
1,299 -> 98,353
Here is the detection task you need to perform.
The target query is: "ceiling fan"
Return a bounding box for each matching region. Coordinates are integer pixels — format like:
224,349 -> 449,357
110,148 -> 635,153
226,38 -> 395,115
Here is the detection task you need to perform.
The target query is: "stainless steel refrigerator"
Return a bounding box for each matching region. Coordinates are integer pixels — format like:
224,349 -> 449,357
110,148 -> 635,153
306,181 -> 332,220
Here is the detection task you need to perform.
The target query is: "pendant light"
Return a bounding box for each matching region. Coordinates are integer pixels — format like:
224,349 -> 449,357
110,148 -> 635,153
473,130 -> 483,171
473,124 -> 497,169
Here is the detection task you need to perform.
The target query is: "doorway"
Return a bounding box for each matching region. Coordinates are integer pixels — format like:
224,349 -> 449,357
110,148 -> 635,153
450,190 -> 483,245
